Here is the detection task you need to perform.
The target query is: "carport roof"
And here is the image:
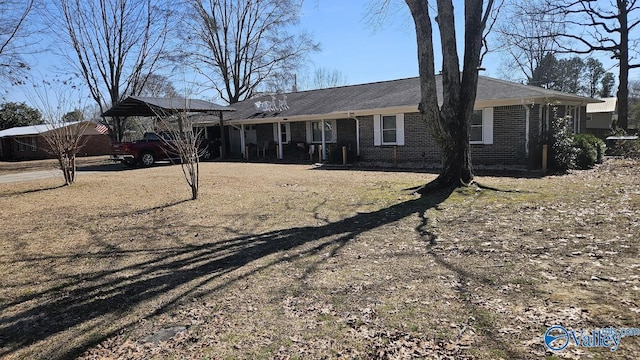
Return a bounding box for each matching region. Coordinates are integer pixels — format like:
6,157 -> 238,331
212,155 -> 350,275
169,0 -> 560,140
101,96 -> 235,117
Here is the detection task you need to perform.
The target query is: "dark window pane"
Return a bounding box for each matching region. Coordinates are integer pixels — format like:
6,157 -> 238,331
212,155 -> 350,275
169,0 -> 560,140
383,130 -> 396,143
312,121 -> 322,142
471,110 -> 483,125
470,126 -> 483,142
382,115 -> 396,130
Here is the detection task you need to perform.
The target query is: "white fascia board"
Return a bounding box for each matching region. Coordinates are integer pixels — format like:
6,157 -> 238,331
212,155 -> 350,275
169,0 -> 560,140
349,105 -> 419,117
227,106 -> 420,125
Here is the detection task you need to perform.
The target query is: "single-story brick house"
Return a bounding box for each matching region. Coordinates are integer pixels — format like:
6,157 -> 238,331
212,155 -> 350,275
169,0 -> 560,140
0,121 -> 111,161
194,75 -> 598,169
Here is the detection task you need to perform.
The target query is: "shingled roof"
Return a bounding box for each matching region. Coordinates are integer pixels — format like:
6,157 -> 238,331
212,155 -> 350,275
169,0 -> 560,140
102,96 -> 235,117
222,75 -> 598,124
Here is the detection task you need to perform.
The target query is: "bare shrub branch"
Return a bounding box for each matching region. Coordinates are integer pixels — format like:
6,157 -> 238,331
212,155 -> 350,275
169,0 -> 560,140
27,83 -> 92,185
150,101 -> 206,200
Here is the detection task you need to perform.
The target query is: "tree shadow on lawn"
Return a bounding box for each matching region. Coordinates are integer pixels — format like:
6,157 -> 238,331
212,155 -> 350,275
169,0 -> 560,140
0,187 -> 519,359
424,237 -> 529,358
0,184 -> 67,197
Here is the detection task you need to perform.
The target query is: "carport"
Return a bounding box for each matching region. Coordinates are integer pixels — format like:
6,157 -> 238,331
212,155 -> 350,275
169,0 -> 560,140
102,96 -> 235,157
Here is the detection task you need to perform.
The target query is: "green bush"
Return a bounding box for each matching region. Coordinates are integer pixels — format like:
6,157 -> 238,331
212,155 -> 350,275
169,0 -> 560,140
550,116 -> 577,172
573,133 -> 605,169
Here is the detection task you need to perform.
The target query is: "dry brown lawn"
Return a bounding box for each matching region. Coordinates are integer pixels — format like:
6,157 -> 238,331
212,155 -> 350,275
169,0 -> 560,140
0,156 -> 112,176
0,159 -> 638,359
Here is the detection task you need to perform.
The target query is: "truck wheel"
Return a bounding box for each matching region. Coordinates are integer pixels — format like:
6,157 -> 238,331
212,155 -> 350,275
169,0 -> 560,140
140,152 -> 155,166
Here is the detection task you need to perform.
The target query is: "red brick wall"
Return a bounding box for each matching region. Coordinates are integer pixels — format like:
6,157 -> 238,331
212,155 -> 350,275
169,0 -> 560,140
5,134 -> 111,161
77,134 -> 112,157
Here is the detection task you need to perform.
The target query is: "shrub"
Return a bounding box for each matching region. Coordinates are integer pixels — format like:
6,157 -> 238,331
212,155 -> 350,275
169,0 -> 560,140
550,116 -> 577,172
573,133 -> 605,169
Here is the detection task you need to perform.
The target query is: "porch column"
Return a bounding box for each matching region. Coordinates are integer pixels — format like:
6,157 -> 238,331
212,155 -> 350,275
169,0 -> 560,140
355,117 -> 360,156
240,124 -> 246,159
219,111 -> 226,159
321,120 -> 326,161
525,106 -> 530,157
277,121 -> 283,159
545,104 -> 550,134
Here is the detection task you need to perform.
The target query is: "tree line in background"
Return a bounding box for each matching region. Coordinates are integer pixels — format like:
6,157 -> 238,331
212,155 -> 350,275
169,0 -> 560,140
496,0 -> 640,130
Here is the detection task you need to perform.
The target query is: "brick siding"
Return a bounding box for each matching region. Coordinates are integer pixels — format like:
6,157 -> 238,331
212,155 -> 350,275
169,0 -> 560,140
4,134 -> 111,161
358,105 -> 536,168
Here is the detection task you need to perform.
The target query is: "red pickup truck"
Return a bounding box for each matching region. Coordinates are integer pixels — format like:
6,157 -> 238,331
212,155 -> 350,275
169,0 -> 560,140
110,132 -> 211,166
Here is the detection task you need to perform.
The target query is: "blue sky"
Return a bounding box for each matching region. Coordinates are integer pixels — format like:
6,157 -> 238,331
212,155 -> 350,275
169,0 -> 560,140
3,0 -> 635,107
300,1 -> 421,84
5,0 -> 503,106
299,0 -> 505,85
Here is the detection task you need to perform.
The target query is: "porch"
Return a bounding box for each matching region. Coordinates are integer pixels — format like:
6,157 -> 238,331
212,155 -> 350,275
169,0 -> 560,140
226,119 -> 358,164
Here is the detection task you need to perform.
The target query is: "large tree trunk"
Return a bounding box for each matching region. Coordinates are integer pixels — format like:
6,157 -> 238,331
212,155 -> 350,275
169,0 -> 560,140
406,0 -> 488,192
617,2 -> 629,130
438,122 -> 474,187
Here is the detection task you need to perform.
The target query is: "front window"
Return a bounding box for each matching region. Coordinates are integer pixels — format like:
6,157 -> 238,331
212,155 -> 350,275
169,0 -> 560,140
280,124 -> 288,143
470,110 -> 483,143
311,120 -> 333,143
382,115 -> 397,144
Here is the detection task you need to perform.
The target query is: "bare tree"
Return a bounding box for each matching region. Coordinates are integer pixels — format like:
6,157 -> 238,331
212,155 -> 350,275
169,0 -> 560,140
52,0 -> 172,141
152,105 -> 206,200
494,0 -> 565,82
28,84 -> 92,185
399,0 -> 497,190
309,67 -> 348,90
138,73 -> 180,98
183,0 -> 319,104
543,0 -> 640,129
0,0 -> 36,86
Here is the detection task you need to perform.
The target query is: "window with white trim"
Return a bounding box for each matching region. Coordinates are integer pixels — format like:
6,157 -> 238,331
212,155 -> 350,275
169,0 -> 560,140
470,110 -> 483,143
470,108 -> 493,145
273,123 -> 291,143
373,114 -> 404,146
382,115 -> 397,144
308,120 -> 336,143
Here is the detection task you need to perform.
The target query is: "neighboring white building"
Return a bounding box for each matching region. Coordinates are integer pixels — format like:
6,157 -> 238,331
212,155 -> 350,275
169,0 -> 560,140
586,97 -> 617,129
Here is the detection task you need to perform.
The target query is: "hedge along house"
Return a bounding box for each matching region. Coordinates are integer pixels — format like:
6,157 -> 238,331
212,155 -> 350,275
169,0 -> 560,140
0,121 -> 111,161
195,75 -> 599,169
